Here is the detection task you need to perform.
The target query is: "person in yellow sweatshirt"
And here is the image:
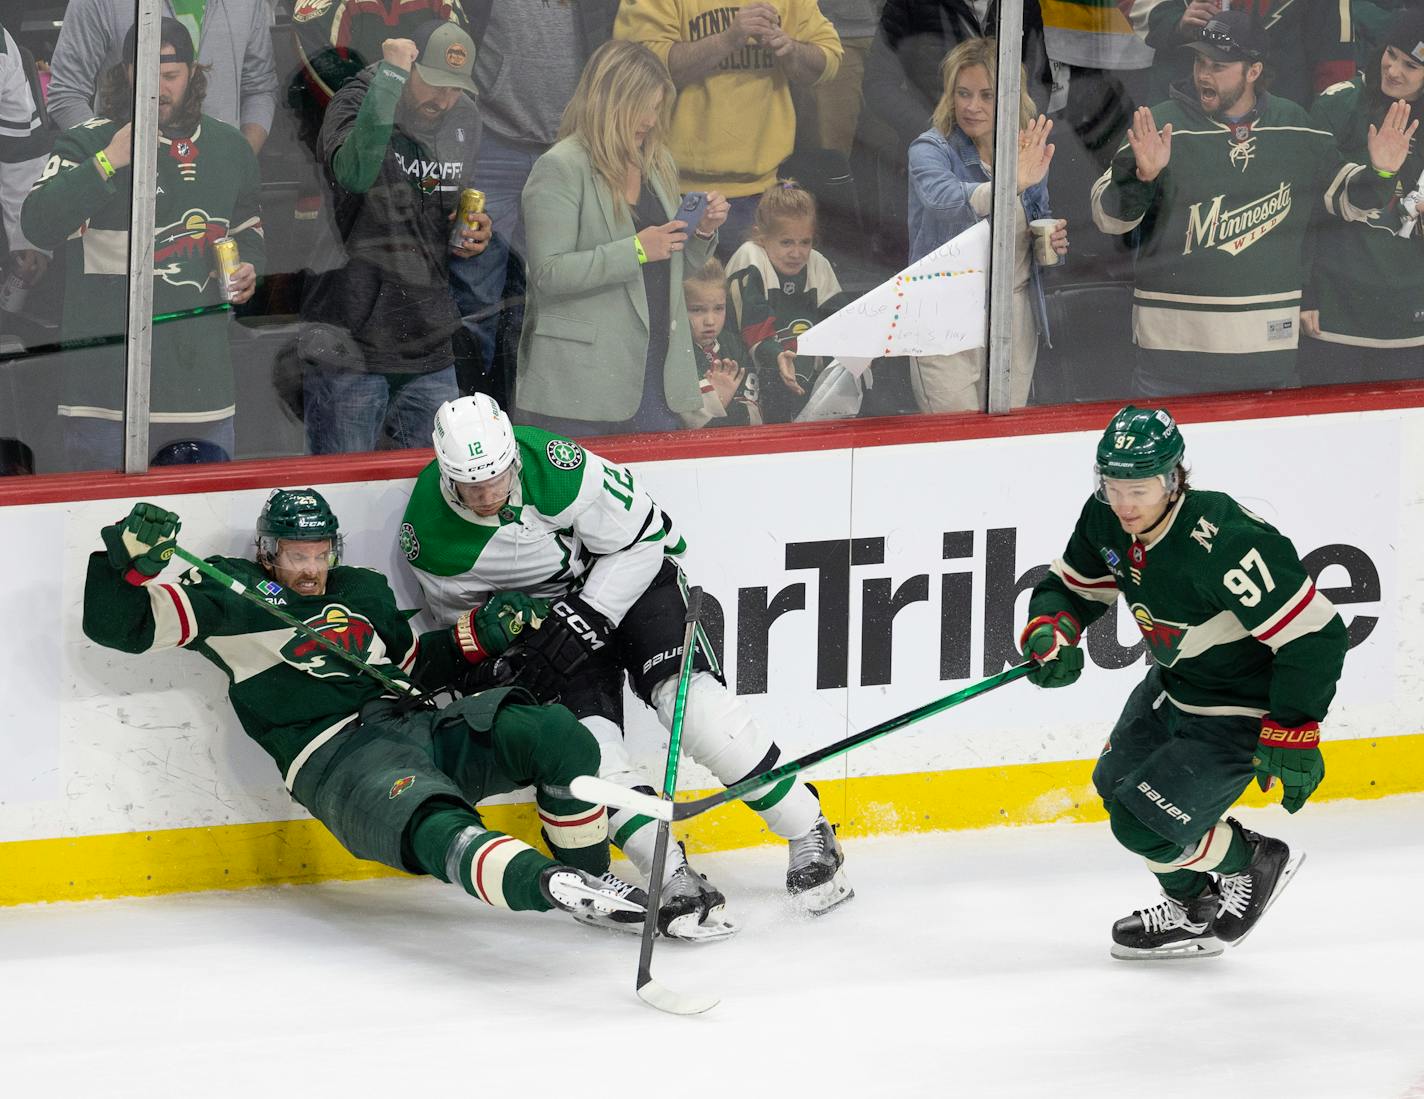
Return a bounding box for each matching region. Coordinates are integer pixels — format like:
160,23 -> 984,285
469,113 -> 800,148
616,0 -> 842,254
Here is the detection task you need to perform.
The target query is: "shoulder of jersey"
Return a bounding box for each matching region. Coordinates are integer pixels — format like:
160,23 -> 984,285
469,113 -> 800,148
1179,490 -> 1278,551
514,425 -> 591,517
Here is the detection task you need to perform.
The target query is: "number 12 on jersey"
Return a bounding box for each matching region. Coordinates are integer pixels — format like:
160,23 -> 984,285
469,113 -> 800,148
1223,547 -> 1275,607
603,464 -> 636,510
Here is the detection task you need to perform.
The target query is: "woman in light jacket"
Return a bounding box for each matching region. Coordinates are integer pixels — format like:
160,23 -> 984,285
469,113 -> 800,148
516,40 -> 728,436
907,36 -> 1067,412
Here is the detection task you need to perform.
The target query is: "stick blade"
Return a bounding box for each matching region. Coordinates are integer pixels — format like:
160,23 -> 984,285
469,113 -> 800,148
568,775 -> 674,821
636,976 -> 720,1016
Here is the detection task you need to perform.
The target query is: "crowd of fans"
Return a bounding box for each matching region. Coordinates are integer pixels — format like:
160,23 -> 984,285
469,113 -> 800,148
0,0 -> 1419,474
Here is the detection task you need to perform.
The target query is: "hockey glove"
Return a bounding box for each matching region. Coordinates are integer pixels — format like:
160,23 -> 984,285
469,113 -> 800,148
1019,611 -> 1084,688
1253,719 -> 1324,814
517,594 -> 613,698
452,592 -> 552,664
101,502 -> 181,582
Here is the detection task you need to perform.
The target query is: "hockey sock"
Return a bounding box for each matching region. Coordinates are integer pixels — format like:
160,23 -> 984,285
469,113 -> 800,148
537,795 -> 611,876
1143,819 -> 1254,898
406,800 -> 555,911
1109,798 -> 1210,901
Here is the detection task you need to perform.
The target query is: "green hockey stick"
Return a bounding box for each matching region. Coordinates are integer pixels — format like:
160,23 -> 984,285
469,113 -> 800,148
571,662 -> 1035,822
171,546 -> 417,697
633,585 -> 719,1016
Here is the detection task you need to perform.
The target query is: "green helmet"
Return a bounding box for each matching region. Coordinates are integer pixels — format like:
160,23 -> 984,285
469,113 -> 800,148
255,488 -> 343,564
1094,405 -> 1186,482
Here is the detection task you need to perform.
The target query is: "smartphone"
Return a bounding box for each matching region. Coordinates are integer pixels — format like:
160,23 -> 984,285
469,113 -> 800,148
676,191 -> 708,231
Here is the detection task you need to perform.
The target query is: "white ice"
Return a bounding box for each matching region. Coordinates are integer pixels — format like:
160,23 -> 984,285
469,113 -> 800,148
3,796 -> 1422,1099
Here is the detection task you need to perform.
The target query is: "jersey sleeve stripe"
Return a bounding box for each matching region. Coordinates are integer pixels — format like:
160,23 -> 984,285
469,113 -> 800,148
1051,558 -> 1119,604
146,582 -> 196,650
1254,584 -> 1338,650
398,636 -> 420,673
1253,579 -> 1316,640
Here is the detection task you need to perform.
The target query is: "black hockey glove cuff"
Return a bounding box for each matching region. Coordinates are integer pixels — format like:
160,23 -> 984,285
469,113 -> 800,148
516,594 -> 613,699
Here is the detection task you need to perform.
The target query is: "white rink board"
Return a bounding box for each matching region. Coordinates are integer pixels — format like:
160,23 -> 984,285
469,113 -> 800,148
0,409 -> 1411,844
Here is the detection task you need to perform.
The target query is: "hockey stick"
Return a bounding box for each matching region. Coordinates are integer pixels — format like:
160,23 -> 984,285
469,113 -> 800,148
572,661 -> 1035,822
171,546 -> 418,698
634,586 -> 719,1016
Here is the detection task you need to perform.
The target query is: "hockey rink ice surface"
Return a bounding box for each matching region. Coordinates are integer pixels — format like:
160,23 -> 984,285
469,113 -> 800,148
3,796 -> 1421,1098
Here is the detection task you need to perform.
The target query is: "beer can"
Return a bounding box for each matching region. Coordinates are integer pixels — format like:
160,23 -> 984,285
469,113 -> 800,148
450,188 -> 486,250
213,236 -> 241,302
0,271 -> 28,315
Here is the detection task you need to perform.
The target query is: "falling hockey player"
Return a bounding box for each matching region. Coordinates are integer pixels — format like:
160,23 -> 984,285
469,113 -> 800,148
1018,406 -> 1347,960
399,395 -> 855,939
82,491 -> 650,932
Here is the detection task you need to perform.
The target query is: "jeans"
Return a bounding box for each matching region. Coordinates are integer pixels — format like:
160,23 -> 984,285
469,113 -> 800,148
303,365 -> 458,455
449,132 -> 548,368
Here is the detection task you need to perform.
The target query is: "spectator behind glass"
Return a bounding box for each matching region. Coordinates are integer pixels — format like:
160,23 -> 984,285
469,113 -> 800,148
0,26 -> 51,306
1137,0 -> 1355,109
615,0 -> 842,257
298,22 -> 490,455
451,0 -> 618,393
906,38 -> 1066,412
1302,9 -> 1424,383
1090,11 -> 1414,398
683,256 -> 761,427
47,0 -> 277,153
20,18 -> 262,472
726,180 -> 846,422
516,40 -> 728,437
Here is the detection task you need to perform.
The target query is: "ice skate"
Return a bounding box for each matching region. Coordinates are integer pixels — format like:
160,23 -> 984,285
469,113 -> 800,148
657,844 -> 739,942
1111,886 -> 1223,960
540,867 -> 647,934
786,815 -> 854,915
1212,820 -> 1304,946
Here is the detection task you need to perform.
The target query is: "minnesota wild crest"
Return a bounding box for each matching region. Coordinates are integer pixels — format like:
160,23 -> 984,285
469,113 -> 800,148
1131,603 -> 1189,665
282,605 -> 378,677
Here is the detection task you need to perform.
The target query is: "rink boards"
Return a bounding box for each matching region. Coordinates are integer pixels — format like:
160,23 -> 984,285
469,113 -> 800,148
2,401 -> 1422,904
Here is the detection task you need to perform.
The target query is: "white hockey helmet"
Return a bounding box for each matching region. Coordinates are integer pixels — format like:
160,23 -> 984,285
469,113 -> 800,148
433,395 -> 518,485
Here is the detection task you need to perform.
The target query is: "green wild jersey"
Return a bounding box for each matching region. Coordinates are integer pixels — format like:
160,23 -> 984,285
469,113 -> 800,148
401,426 -> 686,627
82,552 -> 465,785
1028,490 -> 1348,726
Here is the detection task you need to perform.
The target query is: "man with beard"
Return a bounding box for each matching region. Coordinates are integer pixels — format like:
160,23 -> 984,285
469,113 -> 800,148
21,18 -> 263,470
1090,11 -> 1418,397
298,20 -> 492,455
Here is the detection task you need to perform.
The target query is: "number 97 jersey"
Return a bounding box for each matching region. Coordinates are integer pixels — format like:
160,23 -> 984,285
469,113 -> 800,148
1030,489 -> 1348,723
400,426 -> 686,629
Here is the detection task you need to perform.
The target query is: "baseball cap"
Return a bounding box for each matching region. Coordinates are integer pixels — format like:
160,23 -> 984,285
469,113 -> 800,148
1184,11 -> 1268,64
121,17 -> 196,65
1384,8 -> 1424,66
410,20 -> 477,95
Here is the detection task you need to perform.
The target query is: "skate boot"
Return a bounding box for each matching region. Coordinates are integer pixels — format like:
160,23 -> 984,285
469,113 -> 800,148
540,867 -> 647,934
786,815 -> 854,915
1111,886 -> 1223,960
658,843 -> 738,942
1212,820 -> 1304,946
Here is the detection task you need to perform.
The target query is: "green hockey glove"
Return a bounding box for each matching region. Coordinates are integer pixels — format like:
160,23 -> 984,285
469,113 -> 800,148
453,592 -> 551,664
101,502 -> 181,582
1019,611 -> 1084,688
1253,719 -> 1324,813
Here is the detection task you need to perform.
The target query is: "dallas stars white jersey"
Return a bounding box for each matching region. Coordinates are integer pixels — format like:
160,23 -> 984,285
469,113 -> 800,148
400,427 -> 686,626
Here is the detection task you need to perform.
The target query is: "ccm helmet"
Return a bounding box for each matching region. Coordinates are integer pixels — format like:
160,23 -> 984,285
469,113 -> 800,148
433,395 -> 518,487
1094,405 -> 1186,499
255,488 -> 343,566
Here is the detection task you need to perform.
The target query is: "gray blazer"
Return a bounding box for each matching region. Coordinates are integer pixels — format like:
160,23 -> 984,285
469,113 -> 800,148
517,137 -> 713,422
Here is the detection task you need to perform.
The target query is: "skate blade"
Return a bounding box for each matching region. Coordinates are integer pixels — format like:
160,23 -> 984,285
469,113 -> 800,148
1110,937 -> 1224,961
663,911 -> 740,942
569,909 -> 645,935
788,870 -> 855,916
1226,849 -> 1306,950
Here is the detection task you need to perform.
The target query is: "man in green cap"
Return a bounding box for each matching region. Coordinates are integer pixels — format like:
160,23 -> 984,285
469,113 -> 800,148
81,489 -> 648,933
1018,406 -> 1348,960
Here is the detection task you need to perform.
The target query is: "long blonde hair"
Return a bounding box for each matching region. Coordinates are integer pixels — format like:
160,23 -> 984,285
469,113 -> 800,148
558,40 -> 678,220
931,38 -> 1036,139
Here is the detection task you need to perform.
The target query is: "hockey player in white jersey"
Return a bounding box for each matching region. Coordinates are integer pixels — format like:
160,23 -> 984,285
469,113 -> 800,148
399,395 -> 854,938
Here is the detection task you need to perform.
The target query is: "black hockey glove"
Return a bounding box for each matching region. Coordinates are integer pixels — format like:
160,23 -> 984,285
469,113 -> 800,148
516,594 -> 613,701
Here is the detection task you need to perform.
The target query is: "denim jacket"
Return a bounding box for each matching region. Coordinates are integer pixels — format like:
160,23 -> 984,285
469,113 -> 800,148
907,125 -> 1054,347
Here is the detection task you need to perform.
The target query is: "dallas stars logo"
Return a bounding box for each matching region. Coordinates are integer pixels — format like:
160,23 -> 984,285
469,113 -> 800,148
1131,603 -> 1189,665
399,522 -> 420,562
546,439 -> 584,470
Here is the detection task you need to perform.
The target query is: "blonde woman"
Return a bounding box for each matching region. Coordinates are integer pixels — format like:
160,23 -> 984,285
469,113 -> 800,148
516,40 -> 729,435
906,37 -> 1068,412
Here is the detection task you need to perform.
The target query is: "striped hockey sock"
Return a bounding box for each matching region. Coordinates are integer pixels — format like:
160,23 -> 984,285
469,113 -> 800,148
447,826 -> 557,912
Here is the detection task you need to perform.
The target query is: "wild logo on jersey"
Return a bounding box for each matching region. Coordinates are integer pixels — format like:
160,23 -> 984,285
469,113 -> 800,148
1184,183 -> 1292,256
153,209 -> 232,291
282,605 -> 377,676
1131,603 -> 1188,664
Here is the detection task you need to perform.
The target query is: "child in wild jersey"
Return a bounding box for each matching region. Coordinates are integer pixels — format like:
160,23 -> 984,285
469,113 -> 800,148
682,258 -> 761,428
726,181 -> 846,423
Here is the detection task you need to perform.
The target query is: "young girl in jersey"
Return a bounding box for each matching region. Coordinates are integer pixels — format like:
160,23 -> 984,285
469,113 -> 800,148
725,181 -> 845,423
